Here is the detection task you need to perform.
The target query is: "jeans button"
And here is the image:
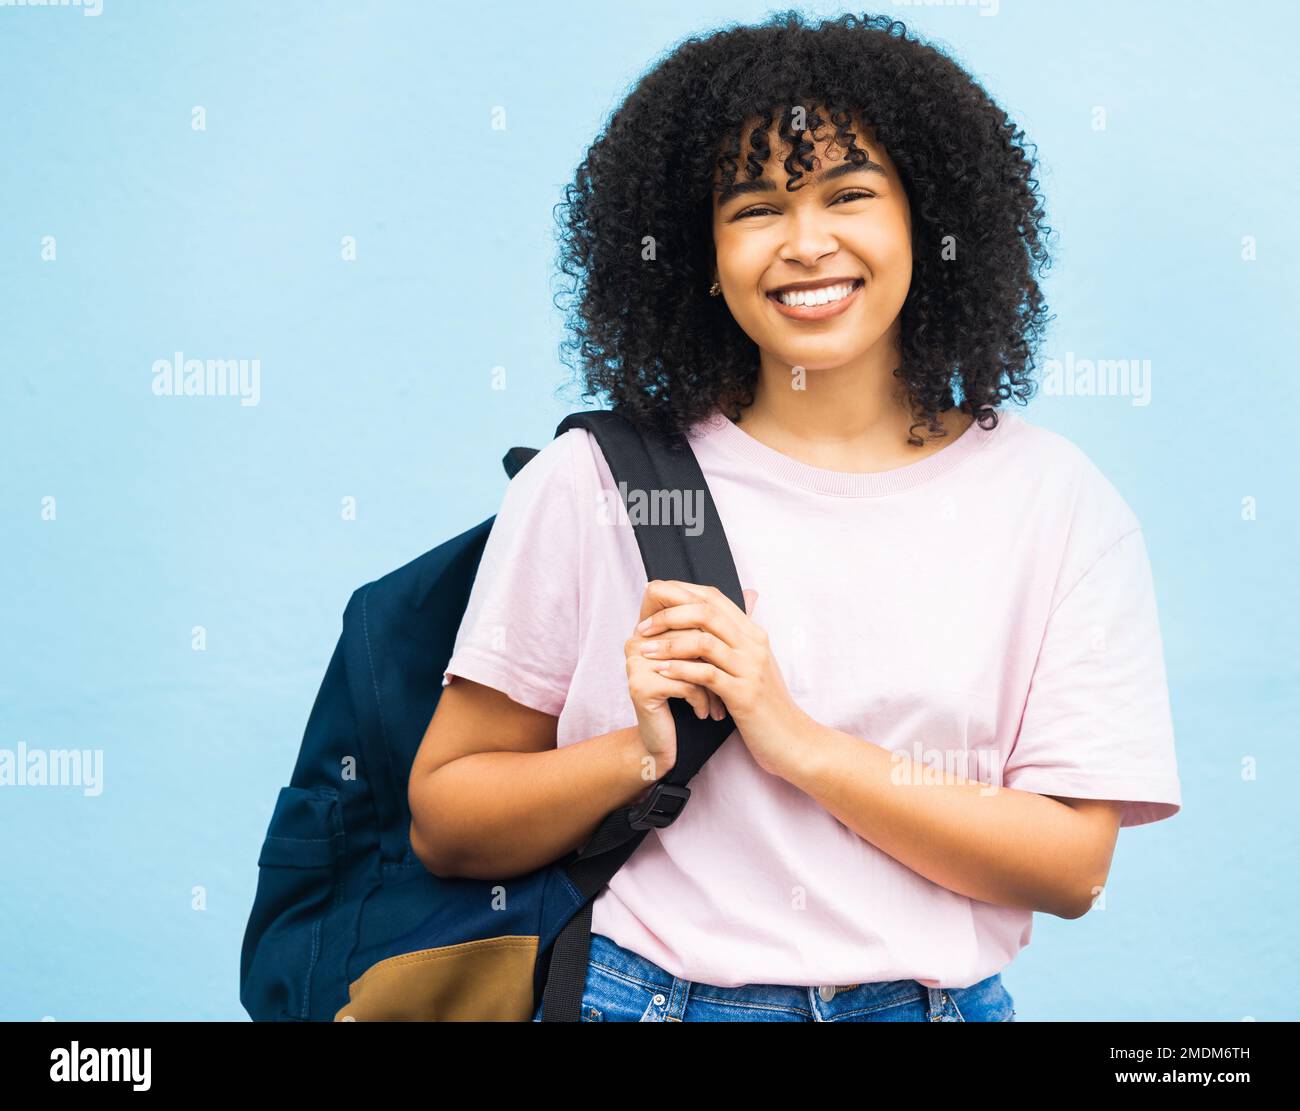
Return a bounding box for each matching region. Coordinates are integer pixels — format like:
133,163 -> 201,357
818,985 -> 837,1002
652,994 -> 666,1006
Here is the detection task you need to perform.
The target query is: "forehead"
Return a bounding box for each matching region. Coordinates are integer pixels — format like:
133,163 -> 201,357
711,109 -> 890,186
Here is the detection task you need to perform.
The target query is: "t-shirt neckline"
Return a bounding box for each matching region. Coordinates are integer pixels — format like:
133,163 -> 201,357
691,406 -> 1007,497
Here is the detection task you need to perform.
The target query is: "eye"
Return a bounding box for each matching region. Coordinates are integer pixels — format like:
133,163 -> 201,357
734,190 -> 876,220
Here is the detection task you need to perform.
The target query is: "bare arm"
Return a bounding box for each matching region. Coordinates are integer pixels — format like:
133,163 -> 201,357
407,675 -> 663,880
784,722 -> 1125,919
628,579 -> 1126,921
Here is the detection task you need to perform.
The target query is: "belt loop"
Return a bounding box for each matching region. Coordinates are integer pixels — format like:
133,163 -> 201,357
664,974 -> 691,1021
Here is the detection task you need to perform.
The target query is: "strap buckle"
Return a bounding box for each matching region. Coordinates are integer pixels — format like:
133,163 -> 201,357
627,783 -> 691,830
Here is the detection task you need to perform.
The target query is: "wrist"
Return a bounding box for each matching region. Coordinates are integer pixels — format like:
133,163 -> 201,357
623,726 -> 674,796
770,709 -> 830,788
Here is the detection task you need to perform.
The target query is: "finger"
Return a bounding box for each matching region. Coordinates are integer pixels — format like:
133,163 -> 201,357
637,578 -> 702,624
635,630 -> 744,679
644,657 -> 737,703
660,581 -> 760,632
629,652 -> 702,712
640,635 -> 730,717
636,597 -> 745,650
638,580 -> 746,647
686,683 -> 711,720
708,690 -> 727,721
630,656 -> 710,718
644,580 -> 762,646
637,577 -> 706,618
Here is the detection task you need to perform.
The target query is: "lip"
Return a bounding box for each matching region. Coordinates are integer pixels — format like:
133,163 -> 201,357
766,277 -> 864,321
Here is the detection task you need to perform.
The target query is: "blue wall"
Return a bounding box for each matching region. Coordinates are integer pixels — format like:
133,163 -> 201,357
1,0 -> 1296,1020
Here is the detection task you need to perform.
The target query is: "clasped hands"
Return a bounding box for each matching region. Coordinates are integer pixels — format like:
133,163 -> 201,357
629,579 -> 813,778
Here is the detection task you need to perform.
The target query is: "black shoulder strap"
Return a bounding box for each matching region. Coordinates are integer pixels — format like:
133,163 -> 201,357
539,408 -> 743,1021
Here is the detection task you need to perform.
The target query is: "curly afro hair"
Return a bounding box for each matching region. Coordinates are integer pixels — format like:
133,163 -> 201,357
552,9 -> 1055,448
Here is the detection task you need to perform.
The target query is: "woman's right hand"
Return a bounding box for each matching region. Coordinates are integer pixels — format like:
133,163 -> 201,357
623,587 -> 725,785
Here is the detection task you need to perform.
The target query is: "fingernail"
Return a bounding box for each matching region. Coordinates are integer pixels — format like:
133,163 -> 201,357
637,618 -> 652,633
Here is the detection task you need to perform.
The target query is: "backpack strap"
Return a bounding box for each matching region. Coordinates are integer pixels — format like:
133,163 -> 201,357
540,408 -> 743,1021
502,446 -> 538,480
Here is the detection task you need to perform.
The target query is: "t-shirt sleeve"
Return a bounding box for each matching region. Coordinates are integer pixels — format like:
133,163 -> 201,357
1002,526 -> 1182,828
440,429 -> 585,717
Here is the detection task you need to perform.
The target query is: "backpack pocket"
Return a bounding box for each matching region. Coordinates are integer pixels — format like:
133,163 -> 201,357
240,785 -> 345,1021
335,864 -> 583,1021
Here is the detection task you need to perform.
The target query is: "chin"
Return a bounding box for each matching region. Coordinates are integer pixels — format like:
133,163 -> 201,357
771,345 -> 874,372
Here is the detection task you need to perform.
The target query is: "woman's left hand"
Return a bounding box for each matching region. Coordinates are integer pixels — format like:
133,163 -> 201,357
633,580 -> 815,778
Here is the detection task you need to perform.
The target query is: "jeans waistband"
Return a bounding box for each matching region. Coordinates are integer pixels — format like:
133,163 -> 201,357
586,931 -> 998,1012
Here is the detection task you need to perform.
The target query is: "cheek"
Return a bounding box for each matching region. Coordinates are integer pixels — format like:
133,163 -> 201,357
713,229 -> 769,285
853,211 -> 912,276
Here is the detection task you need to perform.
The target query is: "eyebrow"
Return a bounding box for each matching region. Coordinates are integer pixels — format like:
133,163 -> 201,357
715,157 -> 888,207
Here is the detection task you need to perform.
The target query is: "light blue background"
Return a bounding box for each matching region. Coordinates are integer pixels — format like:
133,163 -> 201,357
1,0 -> 1296,1021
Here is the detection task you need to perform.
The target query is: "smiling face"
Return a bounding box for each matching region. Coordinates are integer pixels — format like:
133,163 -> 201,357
710,111 -> 913,376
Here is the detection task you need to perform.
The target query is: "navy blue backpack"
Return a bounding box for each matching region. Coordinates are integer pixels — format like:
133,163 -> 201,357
238,409 -> 744,1021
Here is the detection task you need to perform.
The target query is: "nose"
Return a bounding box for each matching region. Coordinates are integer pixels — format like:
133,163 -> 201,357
778,205 -> 839,268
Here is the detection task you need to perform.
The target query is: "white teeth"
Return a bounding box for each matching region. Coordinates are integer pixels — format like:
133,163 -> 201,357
775,281 -> 857,307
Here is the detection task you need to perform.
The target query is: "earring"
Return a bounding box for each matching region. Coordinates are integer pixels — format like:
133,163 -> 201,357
708,280 -> 721,297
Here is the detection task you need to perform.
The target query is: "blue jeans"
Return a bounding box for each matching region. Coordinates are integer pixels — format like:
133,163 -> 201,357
533,931 -> 1017,1022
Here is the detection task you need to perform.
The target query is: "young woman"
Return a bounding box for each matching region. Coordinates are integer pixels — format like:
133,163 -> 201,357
408,11 -> 1182,1022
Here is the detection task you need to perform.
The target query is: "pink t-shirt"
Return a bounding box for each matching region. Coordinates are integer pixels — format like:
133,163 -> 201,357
442,406 -> 1182,989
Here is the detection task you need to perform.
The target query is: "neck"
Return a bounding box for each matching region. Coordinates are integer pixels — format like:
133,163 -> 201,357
731,332 -> 974,473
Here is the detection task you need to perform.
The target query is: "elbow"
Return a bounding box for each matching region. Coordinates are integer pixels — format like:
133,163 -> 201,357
408,772 -> 464,879
408,817 -> 464,879
1053,877 -> 1108,920
1055,896 -> 1091,921
407,817 -> 442,875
